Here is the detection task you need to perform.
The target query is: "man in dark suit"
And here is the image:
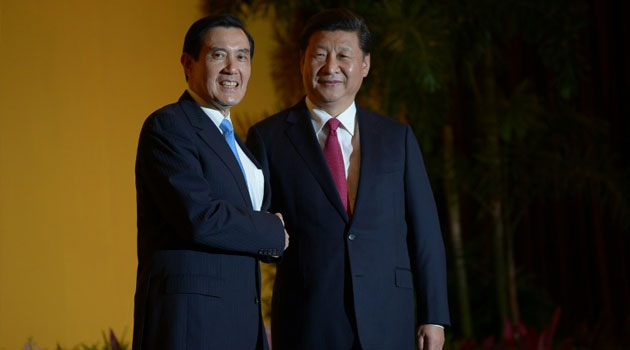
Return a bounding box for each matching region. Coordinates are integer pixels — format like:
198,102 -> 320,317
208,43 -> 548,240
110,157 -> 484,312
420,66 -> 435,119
133,14 -> 288,350
247,8 -> 450,350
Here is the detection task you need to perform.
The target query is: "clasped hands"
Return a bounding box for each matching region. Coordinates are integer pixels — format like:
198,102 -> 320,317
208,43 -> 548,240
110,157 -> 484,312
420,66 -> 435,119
274,213 -> 290,252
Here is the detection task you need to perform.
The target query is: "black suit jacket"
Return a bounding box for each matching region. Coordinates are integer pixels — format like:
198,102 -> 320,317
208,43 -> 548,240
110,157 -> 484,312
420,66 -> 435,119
247,100 -> 450,349
133,91 -> 285,350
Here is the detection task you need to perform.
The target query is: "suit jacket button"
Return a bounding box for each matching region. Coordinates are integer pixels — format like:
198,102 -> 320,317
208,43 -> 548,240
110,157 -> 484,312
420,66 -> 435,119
348,233 -> 356,241
254,297 -> 260,304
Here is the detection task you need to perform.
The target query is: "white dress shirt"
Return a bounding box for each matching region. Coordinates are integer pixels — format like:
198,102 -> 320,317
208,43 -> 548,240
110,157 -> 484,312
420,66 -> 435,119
188,89 -> 265,210
306,97 -> 361,211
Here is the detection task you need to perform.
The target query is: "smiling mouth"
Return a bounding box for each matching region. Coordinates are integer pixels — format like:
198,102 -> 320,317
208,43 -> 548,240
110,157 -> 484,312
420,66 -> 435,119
220,81 -> 239,87
319,80 -> 342,86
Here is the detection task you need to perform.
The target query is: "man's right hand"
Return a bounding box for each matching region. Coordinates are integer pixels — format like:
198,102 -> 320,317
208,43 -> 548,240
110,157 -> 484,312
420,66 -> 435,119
275,213 -> 289,250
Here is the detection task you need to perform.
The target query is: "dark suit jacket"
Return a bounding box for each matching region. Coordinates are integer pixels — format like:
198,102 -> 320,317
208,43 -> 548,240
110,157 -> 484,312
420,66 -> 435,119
133,91 -> 285,350
247,100 -> 450,350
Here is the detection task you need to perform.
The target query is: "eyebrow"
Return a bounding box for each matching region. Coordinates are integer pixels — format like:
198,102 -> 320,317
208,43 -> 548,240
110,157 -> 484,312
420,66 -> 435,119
314,44 -> 352,51
210,47 -> 250,54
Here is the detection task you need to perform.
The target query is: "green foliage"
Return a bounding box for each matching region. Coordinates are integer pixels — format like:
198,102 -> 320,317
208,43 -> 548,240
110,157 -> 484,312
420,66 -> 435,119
24,336 -> 42,350
25,329 -> 128,350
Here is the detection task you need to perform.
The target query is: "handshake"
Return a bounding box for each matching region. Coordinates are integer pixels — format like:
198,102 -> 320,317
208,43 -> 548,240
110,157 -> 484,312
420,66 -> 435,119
275,212 -> 290,253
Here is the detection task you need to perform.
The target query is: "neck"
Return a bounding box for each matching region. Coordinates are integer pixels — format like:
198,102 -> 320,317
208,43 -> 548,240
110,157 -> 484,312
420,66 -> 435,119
312,101 -> 353,118
188,88 -> 230,116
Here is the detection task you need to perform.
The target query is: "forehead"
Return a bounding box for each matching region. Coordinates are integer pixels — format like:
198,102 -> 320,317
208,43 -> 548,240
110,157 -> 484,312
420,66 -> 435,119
307,30 -> 360,50
203,26 -> 250,50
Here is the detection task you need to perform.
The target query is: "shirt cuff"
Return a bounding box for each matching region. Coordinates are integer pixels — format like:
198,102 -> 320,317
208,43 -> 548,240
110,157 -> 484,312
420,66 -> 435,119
422,324 -> 444,329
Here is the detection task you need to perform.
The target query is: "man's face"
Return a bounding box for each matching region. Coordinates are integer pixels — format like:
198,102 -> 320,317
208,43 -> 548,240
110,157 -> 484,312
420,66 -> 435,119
181,27 -> 251,115
301,30 -> 370,116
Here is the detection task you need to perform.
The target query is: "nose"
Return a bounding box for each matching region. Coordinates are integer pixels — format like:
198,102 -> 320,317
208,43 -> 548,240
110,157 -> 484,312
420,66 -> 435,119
321,55 -> 339,74
222,55 -> 237,74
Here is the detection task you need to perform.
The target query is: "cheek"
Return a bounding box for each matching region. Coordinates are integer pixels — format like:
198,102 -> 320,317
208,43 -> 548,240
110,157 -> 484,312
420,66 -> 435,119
307,62 -> 322,77
243,67 -> 252,83
345,62 -> 358,74
303,65 -> 313,78
204,63 -> 221,79
240,78 -> 250,91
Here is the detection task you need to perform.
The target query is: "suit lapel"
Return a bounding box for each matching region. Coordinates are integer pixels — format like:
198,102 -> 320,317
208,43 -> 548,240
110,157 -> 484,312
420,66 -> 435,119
285,102 -> 349,221
352,108 -> 384,220
178,92 -> 252,207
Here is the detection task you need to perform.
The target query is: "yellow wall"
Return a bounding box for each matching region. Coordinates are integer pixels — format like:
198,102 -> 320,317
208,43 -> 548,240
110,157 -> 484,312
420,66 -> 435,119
0,1 -> 278,348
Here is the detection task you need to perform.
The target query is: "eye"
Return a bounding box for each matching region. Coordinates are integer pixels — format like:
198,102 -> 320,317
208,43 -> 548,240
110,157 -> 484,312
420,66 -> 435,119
238,54 -> 248,62
212,51 -> 226,59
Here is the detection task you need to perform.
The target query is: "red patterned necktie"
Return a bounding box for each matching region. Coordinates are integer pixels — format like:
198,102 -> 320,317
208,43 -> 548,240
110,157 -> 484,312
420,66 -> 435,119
323,118 -> 349,213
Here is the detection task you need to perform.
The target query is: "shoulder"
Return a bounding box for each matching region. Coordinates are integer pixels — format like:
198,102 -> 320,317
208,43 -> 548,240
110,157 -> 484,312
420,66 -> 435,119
357,105 -> 409,135
141,99 -> 192,135
252,110 -> 289,130
250,100 -> 307,134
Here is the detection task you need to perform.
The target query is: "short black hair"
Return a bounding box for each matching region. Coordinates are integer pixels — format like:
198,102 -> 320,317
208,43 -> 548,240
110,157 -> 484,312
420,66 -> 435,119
183,14 -> 254,61
299,8 -> 371,55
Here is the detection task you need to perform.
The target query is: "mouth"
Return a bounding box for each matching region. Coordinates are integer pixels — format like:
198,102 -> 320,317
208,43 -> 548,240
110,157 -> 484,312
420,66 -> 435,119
318,80 -> 343,87
219,80 -> 239,88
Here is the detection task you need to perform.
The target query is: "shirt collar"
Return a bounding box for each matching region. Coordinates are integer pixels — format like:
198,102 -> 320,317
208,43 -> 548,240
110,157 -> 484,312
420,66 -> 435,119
188,88 -> 231,132
305,97 -> 356,136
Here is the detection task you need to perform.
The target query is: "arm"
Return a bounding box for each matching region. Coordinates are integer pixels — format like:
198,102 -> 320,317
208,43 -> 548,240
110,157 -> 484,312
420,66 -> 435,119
402,126 -> 450,337
246,124 -> 289,262
136,112 -> 285,257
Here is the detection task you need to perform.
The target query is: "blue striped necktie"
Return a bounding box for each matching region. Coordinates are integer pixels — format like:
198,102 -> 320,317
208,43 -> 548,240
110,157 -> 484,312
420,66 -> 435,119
219,119 -> 248,186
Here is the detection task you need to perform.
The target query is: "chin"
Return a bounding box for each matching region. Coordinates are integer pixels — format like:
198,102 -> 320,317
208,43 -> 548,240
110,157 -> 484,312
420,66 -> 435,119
221,96 -> 243,105
320,97 -> 341,104
317,91 -> 342,101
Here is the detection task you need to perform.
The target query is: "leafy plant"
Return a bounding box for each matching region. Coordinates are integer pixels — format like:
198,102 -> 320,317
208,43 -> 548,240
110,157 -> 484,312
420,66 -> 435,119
25,329 -> 128,350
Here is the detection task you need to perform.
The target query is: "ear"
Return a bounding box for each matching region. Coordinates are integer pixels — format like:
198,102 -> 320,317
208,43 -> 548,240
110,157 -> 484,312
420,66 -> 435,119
361,53 -> 371,77
299,52 -> 306,76
181,53 -> 193,78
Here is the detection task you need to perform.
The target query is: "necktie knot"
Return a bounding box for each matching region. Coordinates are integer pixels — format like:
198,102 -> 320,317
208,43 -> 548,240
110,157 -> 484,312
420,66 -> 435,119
326,118 -> 341,135
220,119 -> 234,135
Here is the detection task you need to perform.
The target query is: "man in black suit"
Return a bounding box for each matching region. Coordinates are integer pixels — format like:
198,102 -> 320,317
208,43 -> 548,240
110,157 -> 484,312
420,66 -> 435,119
248,8 -> 450,350
133,14 -> 288,350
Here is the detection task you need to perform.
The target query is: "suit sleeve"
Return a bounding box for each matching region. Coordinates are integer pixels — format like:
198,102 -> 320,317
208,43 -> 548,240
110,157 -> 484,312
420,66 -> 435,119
245,125 -> 285,263
136,112 -> 285,258
403,125 -> 451,327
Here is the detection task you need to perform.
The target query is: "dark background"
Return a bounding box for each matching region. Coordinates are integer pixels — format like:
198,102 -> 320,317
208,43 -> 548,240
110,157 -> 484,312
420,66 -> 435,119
206,1 -> 629,348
